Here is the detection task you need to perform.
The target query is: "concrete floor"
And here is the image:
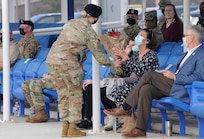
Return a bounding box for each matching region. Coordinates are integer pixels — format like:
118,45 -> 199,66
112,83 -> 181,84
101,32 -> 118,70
0,115 -> 196,139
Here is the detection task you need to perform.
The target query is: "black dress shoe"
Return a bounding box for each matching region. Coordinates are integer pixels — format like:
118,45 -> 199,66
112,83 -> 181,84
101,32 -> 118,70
78,120 -> 92,129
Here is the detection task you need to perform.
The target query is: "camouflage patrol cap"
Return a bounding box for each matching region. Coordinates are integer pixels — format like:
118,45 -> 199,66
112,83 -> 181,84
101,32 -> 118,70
145,10 -> 157,21
126,9 -> 138,15
158,0 -> 171,9
19,19 -> 34,30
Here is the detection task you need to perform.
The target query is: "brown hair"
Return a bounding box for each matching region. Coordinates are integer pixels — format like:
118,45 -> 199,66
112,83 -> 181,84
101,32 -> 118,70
200,2 -> 204,11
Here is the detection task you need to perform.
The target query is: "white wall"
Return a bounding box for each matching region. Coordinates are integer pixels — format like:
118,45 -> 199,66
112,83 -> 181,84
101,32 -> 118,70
101,0 -> 121,23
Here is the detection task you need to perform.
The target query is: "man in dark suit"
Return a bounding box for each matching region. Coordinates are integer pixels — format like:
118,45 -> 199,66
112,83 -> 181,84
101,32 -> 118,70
104,25 -> 204,137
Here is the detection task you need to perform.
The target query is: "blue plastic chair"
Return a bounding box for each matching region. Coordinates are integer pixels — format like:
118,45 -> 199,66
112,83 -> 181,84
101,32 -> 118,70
34,48 -> 50,60
171,42 -> 184,54
82,49 -> 92,65
156,42 -> 176,53
83,63 -> 92,80
165,53 -> 185,72
24,59 -> 44,80
100,65 -> 110,79
157,52 -> 171,70
189,81 -> 204,138
153,97 -> 190,136
35,35 -> 50,48
11,58 -> 32,116
37,61 -> 49,78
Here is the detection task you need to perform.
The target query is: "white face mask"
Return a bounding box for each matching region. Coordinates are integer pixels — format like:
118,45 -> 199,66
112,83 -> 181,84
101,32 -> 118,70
132,45 -> 139,52
182,37 -> 188,50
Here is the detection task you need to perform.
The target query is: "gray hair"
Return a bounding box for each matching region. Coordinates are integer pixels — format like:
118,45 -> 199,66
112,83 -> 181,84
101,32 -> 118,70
187,25 -> 204,43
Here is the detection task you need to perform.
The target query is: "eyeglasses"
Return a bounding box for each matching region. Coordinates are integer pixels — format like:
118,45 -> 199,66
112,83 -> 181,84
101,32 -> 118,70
183,34 -> 192,37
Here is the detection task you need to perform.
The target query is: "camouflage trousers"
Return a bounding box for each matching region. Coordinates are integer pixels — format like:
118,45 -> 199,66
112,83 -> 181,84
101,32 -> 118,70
48,63 -> 83,123
22,77 -> 55,111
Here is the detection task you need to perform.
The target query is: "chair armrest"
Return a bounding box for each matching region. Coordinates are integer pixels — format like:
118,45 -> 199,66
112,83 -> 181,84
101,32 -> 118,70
185,85 -> 192,98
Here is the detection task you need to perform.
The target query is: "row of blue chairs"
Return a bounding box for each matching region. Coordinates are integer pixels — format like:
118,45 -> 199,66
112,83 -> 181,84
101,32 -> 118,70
156,42 -> 185,71
0,53 -> 111,122
0,58 -> 53,116
1,41 -> 204,137
152,82 -> 204,138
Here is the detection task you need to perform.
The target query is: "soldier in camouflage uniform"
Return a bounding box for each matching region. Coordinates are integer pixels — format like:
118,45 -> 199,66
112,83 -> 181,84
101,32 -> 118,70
46,4 -> 112,137
22,73 -> 55,123
0,29 -> 20,70
17,19 -> 40,58
145,10 -> 164,50
123,9 -> 141,45
158,0 -> 172,29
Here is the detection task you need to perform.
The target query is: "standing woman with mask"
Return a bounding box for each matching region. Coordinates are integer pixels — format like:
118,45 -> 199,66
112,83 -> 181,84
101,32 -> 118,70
46,4 -> 113,138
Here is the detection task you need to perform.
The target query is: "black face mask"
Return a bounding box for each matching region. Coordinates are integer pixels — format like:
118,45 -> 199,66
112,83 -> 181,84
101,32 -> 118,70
0,37 -> 2,42
92,20 -> 98,24
19,28 -> 26,35
200,10 -> 204,17
127,18 -> 136,25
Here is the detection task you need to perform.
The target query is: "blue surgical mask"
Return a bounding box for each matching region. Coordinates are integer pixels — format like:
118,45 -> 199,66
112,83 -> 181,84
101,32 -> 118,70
132,45 -> 139,52
135,35 -> 144,46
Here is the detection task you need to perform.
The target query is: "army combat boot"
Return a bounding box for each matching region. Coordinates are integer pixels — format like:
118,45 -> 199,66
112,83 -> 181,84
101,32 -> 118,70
29,109 -> 48,123
67,123 -> 86,137
26,117 -> 32,122
61,121 -> 69,137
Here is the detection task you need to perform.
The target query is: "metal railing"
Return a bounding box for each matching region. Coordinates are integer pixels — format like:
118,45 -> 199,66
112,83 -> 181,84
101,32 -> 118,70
12,20 -> 145,36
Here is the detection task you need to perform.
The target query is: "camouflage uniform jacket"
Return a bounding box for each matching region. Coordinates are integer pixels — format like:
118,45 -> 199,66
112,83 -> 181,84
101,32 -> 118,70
0,39 -> 20,67
17,34 -> 40,58
123,23 -> 141,38
46,18 -> 111,66
149,26 -> 164,50
158,16 -> 166,29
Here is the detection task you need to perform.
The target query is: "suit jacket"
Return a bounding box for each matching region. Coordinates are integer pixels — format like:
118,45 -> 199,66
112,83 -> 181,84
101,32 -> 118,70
170,44 -> 204,104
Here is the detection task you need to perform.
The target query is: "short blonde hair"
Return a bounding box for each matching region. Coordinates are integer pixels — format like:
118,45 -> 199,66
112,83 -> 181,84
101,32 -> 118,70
81,10 -> 91,18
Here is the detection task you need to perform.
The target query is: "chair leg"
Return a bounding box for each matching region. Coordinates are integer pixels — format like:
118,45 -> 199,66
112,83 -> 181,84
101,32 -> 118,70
45,103 -> 50,119
100,103 -> 105,126
160,109 -> 168,134
177,111 -> 186,136
10,100 -> 13,114
19,100 -> 25,116
197,117 -> 204,138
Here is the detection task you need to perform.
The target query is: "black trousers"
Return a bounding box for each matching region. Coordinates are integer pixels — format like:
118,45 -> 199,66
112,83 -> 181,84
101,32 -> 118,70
81,84 -> 117,120
125,71 -> 174,130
